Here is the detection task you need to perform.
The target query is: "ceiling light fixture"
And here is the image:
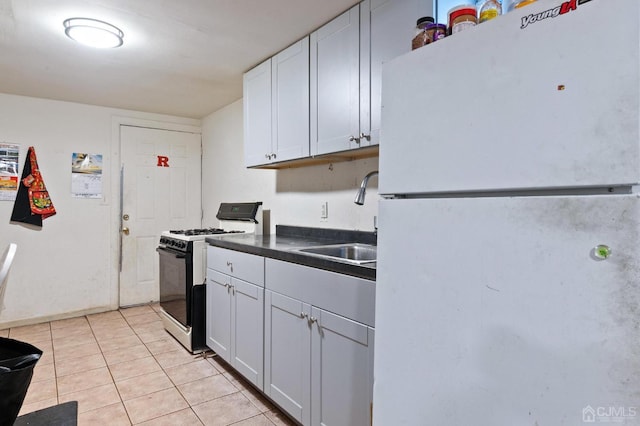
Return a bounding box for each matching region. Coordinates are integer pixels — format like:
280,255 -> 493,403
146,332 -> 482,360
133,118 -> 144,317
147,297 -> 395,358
63,18 -> 124,48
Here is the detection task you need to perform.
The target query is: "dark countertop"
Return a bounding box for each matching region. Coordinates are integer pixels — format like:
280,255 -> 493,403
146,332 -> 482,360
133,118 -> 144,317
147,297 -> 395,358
205,225 -> 376,281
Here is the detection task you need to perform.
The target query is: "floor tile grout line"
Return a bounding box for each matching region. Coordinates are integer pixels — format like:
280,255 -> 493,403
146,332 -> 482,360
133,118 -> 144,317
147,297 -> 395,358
51,321 -> 60,409
229,412 -> 277,426
86,312 -> 135,426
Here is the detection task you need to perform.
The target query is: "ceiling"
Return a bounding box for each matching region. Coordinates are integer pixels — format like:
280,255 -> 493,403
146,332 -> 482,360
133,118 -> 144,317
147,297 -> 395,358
0,0 -> 360,118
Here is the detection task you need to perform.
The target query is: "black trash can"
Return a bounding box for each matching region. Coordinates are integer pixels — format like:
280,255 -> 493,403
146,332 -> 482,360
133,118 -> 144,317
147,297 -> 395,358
0,337 -> 42,426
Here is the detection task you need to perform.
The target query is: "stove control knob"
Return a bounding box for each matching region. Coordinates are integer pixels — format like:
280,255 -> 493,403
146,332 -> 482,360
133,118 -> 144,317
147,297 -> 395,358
180,241 -> 187,249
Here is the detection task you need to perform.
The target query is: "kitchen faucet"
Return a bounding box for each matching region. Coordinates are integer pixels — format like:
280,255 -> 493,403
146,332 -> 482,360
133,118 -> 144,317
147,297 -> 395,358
354,171 -> 379,205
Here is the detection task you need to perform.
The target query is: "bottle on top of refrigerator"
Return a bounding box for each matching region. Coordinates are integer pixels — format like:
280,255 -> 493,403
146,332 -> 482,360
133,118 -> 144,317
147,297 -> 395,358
510,0 -> 537,10
477,0 -> 502,23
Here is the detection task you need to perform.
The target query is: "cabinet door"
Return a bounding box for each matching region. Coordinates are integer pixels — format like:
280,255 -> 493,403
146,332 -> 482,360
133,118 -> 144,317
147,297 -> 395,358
243,59 -> 272,167
311,307 -> 374,426
264,290 -> 311,425
364,0 -> 432,146
231,278 -> 264,391
310,4 -> 361,156
272,38 -> 310,163
207,246 -> 264,286
205,270 -> 232,363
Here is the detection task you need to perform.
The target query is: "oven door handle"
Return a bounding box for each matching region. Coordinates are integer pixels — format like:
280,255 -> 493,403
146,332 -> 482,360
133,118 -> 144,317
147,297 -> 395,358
156,247 -> 186,259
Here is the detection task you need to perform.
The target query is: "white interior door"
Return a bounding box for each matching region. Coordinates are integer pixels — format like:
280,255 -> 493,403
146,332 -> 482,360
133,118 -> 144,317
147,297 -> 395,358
120,125 -> 201,307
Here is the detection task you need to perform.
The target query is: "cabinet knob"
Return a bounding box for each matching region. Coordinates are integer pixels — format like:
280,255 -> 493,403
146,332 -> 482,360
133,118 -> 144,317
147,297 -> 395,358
271,153 -> 276,159
300,312 -> 307,319
349,135 -> 361,143
359,133 -> 371,142
309,316 -> 317,324
265,154 -> 270,159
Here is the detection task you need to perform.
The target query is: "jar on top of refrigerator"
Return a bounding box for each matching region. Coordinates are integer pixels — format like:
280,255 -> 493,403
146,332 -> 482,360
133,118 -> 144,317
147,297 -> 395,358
425,23 -> 447,43
412,16 -> 435,50
448,5 -> 477,34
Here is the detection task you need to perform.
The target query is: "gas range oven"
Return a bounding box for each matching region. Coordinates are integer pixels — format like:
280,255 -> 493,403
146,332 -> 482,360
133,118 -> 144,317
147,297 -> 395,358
157,202 -> 263,353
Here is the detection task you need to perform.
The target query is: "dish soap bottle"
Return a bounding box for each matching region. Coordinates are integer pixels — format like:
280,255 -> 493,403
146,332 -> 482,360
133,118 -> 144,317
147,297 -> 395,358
477,0 -> 502,23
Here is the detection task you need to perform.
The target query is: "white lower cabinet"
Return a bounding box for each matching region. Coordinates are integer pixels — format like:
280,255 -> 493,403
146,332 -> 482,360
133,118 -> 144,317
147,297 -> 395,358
310,306 -> 374,426
206,248 -> 265,391
206,247 -> 375,425
206,270 -> 233,359
265,289 -> 375,426
264,290 -> 311,423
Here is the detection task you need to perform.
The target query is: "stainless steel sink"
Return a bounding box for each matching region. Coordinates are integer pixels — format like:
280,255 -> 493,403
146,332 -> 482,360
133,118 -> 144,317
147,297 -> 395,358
295,243 -> 376,265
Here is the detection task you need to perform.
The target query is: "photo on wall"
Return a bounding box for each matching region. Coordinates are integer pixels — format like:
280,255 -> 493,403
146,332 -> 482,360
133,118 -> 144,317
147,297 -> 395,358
71,153 -> 103,199
0,143 -> 20,201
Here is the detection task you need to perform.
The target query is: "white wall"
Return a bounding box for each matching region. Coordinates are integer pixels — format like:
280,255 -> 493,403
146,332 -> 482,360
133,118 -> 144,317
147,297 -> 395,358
0,93 -> 199,328
201,99 -> 379,233
0,93 -> 378,328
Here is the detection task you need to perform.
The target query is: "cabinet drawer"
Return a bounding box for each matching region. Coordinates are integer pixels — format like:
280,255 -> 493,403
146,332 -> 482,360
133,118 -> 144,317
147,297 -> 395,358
265,258 -> 375,327
207,246 -> 264,286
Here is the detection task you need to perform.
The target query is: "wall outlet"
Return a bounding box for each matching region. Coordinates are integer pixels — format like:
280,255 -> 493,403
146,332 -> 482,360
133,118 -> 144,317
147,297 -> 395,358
321,201 -> 328,220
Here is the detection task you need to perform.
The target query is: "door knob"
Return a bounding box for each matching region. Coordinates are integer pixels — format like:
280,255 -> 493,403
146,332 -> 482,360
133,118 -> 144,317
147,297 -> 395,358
122,227 -> 130,235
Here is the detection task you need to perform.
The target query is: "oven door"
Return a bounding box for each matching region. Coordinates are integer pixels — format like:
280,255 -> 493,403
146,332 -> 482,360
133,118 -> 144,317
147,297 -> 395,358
157,246 -> 193,328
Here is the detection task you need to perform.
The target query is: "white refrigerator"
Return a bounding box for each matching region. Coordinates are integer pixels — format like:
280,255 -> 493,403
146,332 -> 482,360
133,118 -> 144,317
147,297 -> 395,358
374,0 -> 640,424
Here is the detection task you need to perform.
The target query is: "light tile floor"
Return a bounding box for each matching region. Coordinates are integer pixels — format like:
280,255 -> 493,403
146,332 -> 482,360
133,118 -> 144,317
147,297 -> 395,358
0,304 -> 296,426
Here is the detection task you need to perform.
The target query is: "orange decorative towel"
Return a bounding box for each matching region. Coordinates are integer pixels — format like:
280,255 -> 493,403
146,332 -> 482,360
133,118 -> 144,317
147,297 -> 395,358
10,147 -> 56,226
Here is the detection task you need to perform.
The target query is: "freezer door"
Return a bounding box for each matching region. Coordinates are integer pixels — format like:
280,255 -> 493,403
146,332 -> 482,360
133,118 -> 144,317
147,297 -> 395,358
379,0 -> 640,195
373,196 -> 640,425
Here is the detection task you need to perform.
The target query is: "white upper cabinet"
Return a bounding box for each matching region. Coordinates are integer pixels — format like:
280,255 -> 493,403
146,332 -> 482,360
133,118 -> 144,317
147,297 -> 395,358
366,0 -> 432,146
310,5 -> 361,156
272,38 -> 310,163
244,38 -> 310,168
245,0 -> 432,166
312,0 -> 432,156
243,59 -> 272,167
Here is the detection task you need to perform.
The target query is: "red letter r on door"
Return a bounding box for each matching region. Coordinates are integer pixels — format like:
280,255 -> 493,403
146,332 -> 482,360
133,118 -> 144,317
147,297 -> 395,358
157,156 -> 169,167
